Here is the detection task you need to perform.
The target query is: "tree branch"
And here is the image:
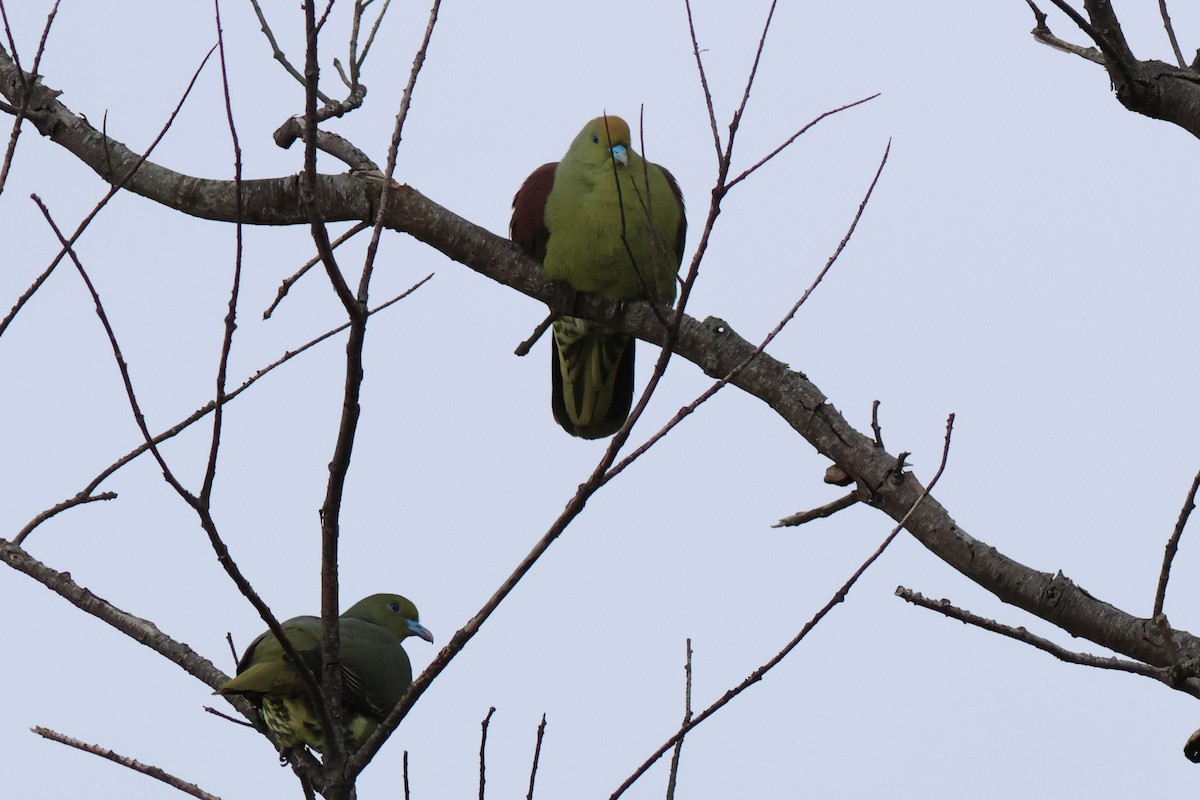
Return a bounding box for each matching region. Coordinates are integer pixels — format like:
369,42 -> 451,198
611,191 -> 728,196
0,539 -> 234,690
1025,1 -> 1200,140
896,588 -> 1179,684
612,414 -> 958,798
525,714 -> 547,800
7,34 -> 1200,718
32,727 -> 221,800
1154,466 -> 1200,617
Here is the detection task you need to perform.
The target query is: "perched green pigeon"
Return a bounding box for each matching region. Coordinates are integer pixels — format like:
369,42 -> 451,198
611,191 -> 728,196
511,115 -> 687,439
216,594 -> 433,753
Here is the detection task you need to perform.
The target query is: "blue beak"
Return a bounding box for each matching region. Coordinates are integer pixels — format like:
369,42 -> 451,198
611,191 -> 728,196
407,619 -> 434,643
611,144 -> 629,166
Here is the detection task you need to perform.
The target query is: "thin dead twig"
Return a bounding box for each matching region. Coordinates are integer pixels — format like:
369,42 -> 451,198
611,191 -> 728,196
602,141 -> 890,486
0,538 -> 230,688
726,94 -> 879,191
0,0 -> 59,197
264,222 -> 371,318
514,310 -> 554,356
358,0 -> 442,304
1041,0 -> 1133,81
1158,0 -> 1185,68
32,727 -> 220,800
249,0 -> 334,103
1154,466 -> 1200,617
15,490 -> 116,542
201,0 -> 244,506
299,0 -> 353,767
349,0 -> 393,85
871,399 -> 884,447
665,639 -> 693,800
683,0 -> 720,161
896,587 -> 1174,683
526,714 -> 548,800
33,192 -> 322,780
773,492 -> 859,528
1027,0 -> 1104,63
1,43 -> 215,339
479,707 -> 497,800
611,414 -> 957,798
15,277 -> 431,545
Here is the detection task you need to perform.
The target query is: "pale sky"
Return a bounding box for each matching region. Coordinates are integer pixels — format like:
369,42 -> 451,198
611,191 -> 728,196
4,1 -> 1200,798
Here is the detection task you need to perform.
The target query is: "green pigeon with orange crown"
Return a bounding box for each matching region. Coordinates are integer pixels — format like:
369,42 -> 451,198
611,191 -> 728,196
511,115 -> 687,439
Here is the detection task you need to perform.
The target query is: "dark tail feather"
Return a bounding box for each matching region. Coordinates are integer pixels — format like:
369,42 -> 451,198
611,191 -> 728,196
550,317 -> 635,439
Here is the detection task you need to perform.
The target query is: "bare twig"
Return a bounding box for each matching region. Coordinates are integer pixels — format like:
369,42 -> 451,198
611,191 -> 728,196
479,707 -> 497,800
727,0 -> 780,158
15,277 -> 431,545
0,1 -> 25,90
896,588 -> 1174,683
602,141 -> 890,486
32,195 -> 180,486
1158,0 -> 1185,68
871,400 -> 884,447
264,222 -> 371,318
0,0 -> 58,197
514,311 -> 555,356
526,714 -> 548,800
773,492 -> 859,528
248,0 -> 334,103
403,751 -> 411,800
1042,0 -> 1134,82
1027,0 -> 1104,63
683,0 -> 720,160
1154,466 -> 1200,617
348,405 -> 653,773
254,0 -> 386,143
33,192 -> 322,781
1,44 -> 215,339
359,0 -> 442,305
224,631 -> 238,667
0,539 -> 231,688
726,94 -> 879,191
32,727 -> 221,800
301,0 -> 351,767
354,0 -> 393,76
14,490 -> 116,541
202,706 -> 253,728
201,0 -> 245,506
610,414 -> 956,799
665,640 -> 693,800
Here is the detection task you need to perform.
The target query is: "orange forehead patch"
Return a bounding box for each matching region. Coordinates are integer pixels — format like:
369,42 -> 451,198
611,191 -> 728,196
587,115 -> 630,147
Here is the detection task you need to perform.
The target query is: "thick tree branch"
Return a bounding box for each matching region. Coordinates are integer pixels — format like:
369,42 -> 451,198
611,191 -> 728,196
1026,1 -> 1200,140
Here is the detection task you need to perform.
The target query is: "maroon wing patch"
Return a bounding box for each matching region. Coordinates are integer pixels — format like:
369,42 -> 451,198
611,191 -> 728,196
510,162 -> 558,262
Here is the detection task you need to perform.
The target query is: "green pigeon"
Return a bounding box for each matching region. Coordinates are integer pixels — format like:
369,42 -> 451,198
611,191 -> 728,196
511,115 -> 687,439
216,594 -> 433,753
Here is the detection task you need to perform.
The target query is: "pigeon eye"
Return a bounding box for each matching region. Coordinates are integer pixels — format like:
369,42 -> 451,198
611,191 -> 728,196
388,601 -> 401,612
591,134 -> 600,144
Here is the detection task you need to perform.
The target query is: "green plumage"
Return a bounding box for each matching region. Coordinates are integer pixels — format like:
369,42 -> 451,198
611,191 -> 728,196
216,594 -> 433,753
511,115 -> 687,439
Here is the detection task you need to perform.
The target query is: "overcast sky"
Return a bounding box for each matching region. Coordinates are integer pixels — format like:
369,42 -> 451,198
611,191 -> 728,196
4,1 -> 1200,798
